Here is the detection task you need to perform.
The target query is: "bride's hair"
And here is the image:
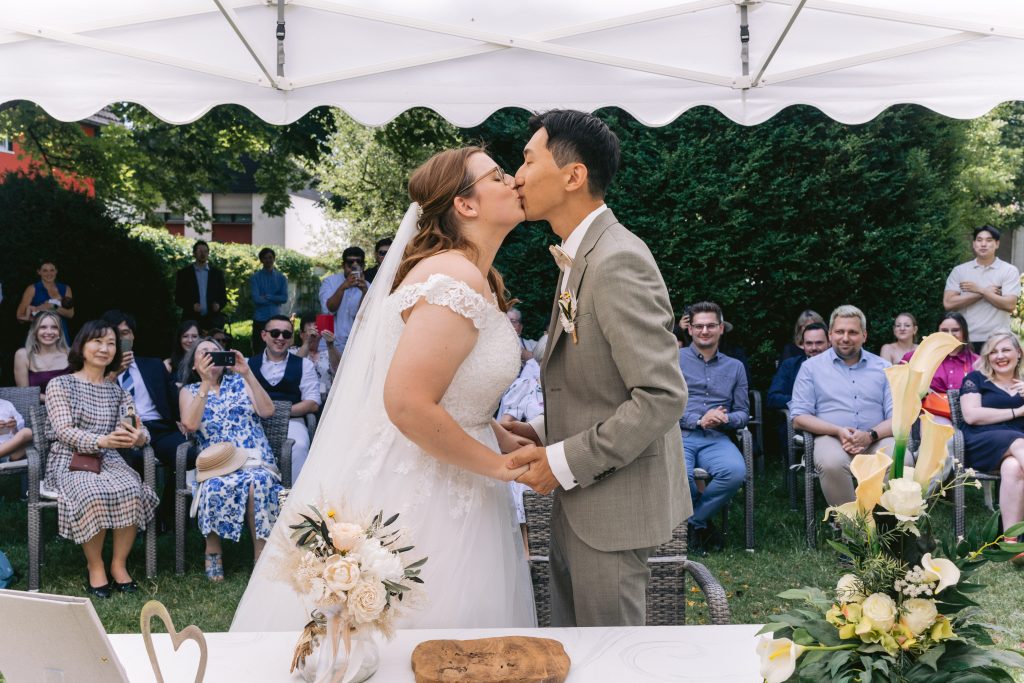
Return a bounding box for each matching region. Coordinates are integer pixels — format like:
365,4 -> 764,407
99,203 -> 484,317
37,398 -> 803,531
394,146 -> 512,311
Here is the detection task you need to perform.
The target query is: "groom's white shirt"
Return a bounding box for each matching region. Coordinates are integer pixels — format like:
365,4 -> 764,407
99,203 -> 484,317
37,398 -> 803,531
528,203 -> 607,491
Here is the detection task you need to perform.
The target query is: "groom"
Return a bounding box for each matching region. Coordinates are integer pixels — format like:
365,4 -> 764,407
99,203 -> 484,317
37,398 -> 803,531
503,110 -> 691,627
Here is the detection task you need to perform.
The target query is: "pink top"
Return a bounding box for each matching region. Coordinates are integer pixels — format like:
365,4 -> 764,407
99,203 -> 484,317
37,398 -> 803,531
901,347 -> 979,394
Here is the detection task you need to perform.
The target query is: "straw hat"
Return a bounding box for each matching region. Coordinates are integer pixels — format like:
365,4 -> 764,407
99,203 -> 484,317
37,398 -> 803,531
195,442 -> 246,482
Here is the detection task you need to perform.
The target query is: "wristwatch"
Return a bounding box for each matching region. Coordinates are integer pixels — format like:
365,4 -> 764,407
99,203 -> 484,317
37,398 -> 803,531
869,429 -> 879,442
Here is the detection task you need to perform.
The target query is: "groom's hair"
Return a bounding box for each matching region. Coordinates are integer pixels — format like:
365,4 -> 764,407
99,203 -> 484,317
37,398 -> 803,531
529,109 -> 620,198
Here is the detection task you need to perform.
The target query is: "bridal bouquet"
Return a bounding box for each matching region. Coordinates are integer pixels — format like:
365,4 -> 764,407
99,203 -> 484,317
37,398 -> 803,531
282,504 -> 426,683
757,333 -> 1024,683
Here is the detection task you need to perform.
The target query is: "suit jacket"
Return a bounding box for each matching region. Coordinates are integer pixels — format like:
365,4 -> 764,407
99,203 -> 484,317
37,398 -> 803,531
174,263 -> 227,315
135,356 -> 179,422
541,208 -> 691,552
767,354 -> 808,411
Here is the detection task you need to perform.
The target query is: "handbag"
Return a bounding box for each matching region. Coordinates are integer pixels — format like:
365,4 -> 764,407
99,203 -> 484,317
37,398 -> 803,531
922,392 -> 951,420
69,451 -> 102,474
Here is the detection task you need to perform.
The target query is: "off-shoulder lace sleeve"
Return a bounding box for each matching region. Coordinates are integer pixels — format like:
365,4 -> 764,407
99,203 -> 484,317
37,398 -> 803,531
393,273 -> 493,329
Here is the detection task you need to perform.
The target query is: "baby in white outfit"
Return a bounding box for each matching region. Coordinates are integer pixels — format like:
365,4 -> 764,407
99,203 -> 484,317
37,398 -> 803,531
0,399 -> 32,462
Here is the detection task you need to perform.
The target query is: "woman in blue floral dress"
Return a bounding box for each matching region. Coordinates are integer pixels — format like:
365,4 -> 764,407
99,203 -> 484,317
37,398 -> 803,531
179,339 -> 281,581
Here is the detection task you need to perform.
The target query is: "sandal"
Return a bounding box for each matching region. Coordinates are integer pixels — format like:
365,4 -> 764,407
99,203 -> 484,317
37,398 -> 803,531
204,553 -> 224,582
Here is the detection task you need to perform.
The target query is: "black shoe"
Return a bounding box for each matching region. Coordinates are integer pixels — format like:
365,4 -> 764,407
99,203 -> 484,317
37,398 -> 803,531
113,579 -> 138,594
687,523 -> 711,557
85,573 -> 111,599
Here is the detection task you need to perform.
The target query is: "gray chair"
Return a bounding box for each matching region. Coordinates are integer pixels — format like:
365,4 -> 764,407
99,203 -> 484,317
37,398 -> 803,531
748,389 -> 765,473
25,403 -> 158,591
174,400 -> 294,574
0,386 -> 40,480
522,490 -> 730,626
947,389 -> 1000,539
783,408 -> 801,512
691,427 -> 755,551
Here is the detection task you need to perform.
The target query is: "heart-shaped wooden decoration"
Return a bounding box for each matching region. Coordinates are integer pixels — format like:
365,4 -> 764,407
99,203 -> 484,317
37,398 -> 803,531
140,599 -> 209,683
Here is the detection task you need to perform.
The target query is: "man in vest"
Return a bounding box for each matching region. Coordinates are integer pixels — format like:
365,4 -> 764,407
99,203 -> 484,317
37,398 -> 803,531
247,315 -> 321,480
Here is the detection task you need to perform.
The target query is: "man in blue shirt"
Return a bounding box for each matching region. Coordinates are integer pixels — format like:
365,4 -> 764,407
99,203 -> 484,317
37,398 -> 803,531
249,247 -> 290,355
790,305 -> 903,507
678,301 -> 749,553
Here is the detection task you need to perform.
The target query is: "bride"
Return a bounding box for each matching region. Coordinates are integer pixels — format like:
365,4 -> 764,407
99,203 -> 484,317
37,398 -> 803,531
231,147 -> 538,630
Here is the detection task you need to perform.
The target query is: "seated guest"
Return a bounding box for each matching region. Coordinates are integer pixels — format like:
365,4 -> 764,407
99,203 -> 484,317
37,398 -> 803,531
901,312 -> 978,425
292,314 -> 340,398
16,259 -> 75,344
209,328 -> 233,351
880,312 -> 918,365
44,320 -> 157,598
101,309 -> 190,527
790,305 -> 900,507
164,319 -> 200,377
959,331 -> 1024,561
0,398 -> 32,462
13,311 -> 71,402
780,309 -> 825,363
248,316 -> 321,480
179,338 -> 281,581
499,336 -> 547,424
767,322 -> 830,411
678,301 -> 749,553
507,307 -> 537,363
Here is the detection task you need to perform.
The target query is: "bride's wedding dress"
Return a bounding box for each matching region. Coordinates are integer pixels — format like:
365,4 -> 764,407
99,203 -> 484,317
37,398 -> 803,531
231,267 -> 537,631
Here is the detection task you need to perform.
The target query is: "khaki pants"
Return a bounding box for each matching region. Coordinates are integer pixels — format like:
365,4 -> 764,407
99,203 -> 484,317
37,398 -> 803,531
813,435 -> 907,507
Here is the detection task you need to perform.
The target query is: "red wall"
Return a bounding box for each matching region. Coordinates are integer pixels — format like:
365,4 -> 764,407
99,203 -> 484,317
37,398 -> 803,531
0,124 -> 97,196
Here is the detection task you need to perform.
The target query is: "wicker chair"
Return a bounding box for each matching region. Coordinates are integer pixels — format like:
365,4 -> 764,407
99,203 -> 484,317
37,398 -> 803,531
691,427 -> 755,551
0,386 -> 40,481
783,408 -> 801,512
523,490 -> 731,626
748,389 -> 765,473
947,389 -> 1000,539
174,400 -> 294,574
798,425 -> 822,549
25,404 -> 158,591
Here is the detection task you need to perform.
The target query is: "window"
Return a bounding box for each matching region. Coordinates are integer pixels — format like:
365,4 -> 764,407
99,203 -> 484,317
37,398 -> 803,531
0,137 -> 12,154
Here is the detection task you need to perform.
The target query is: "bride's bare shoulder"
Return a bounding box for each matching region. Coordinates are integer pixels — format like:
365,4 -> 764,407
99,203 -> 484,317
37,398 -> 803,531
396,252 -> 489,298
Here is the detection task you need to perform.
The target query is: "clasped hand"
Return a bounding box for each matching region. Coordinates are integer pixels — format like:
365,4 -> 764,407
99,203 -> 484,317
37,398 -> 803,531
838,426 -> 872,455
497,415 -> 560,495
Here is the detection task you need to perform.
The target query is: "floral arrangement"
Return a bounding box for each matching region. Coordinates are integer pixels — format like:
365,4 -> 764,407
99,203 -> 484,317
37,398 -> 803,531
758,333 -> 1024,683
557,290 -> 579,344
284,504 -> 426,680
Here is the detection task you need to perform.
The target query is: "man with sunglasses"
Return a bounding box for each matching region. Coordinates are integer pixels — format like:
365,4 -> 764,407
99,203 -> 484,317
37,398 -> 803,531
247,315 -> 321,479
364,237 -> 393,284
319,246 -> 369,355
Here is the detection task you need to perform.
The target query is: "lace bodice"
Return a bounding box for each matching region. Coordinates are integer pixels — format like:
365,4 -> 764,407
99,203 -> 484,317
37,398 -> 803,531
381,273 -> 522,428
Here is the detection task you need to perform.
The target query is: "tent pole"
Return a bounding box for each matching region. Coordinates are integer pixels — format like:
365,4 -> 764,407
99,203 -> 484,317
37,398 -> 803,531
276,0 -> 286,77
212,0 -> 283,89
752,0 -> 807,87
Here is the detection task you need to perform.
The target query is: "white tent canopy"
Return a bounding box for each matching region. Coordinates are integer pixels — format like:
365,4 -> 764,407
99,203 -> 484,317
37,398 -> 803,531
2,0 -> 1024,127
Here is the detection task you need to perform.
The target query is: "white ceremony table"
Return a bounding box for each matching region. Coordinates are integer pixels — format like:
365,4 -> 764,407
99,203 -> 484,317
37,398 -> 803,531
109,624 -> 764,682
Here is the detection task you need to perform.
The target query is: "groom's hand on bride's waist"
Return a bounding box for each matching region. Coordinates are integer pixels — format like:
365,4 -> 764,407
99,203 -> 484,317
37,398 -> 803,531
508,445 -> 558,495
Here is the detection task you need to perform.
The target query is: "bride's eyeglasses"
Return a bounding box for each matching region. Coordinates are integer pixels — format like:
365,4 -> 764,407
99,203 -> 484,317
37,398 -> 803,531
457,166 -> 508,195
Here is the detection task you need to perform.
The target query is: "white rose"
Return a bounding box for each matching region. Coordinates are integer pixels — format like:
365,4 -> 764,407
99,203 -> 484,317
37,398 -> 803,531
836,573 -> 866,605
328,522 -> 364,552
901,598 -> 938,636
323,555 -> 360,595
879,478 -> 926,521
348,580 -> 387,624
353,538 -> 405,582
861,593 -> 897,632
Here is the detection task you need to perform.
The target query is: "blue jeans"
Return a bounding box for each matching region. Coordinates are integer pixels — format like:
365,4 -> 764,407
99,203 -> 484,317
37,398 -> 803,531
683,430 -> 746,529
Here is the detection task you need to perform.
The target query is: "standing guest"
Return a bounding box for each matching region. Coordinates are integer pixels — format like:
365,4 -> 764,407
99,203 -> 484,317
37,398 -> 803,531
174,240 -> 228,332
678,301 -> 749,553
880,312 -> 918,364
14,311 -> 71,402
44,320 -> 158,598
790,305 -> 899,507
0,398 -> 32,462
780,310 -> 825,363
16,259 -> 75,344
901,312 -> 978,423
944,225 -> 1021,352
101,309 -> 189,529
164,320 -> 200,377
292,314 -> 340,398
364,237 -> 393,283
249,247 -> 289,356
179,338 -> 281,581
959,331 -> 1024,563
247,315 -> 321,480
210,328 -> 233,350
507,306 -> 537,364
318,246 -> 368,355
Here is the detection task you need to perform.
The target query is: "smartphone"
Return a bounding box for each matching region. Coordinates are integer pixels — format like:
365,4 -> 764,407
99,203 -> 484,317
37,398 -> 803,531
207,350 -> 235,367
315,313 -> 334,334
120,338 -> 133,353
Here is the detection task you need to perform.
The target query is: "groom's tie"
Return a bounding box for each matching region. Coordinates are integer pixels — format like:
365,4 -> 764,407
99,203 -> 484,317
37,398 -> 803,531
549,244 -> 574,272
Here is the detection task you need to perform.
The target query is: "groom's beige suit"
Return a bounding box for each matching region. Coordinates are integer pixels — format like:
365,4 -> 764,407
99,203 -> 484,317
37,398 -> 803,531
535,207 -> 691,626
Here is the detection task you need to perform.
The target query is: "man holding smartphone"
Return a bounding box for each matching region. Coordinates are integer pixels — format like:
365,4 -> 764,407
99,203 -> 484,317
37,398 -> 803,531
318,246 -> 368,356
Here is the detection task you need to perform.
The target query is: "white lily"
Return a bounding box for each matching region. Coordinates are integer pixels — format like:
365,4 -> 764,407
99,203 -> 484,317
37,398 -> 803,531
920,553 -> 961,593
756,635 -> 806,683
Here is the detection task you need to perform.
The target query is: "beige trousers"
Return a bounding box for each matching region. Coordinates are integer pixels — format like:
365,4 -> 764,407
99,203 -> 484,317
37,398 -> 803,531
813,435 -> 908,507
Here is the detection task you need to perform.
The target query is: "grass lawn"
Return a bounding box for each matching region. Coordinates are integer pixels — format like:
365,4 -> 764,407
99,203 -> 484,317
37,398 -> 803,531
1,455 -> 1021,677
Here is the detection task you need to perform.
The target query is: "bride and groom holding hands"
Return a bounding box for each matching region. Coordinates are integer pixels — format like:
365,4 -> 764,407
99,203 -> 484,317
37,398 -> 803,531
232,109 -> 691,632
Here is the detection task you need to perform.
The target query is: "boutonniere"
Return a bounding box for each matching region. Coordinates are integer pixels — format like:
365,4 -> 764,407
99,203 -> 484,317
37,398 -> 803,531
558,290 -> 579,344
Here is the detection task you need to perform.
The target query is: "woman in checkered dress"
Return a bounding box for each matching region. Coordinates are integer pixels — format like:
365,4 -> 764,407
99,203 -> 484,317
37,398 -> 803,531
44,321 -> 158,597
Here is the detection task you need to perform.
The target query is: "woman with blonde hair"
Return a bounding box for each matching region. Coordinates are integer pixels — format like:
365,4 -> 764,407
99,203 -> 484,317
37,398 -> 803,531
13,310 -> 71,402
880,312 -> 918,365
233,146 -> 537,631
960,331 -> 1024,562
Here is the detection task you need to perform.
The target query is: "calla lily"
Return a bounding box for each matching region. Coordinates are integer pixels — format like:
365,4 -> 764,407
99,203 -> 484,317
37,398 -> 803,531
756,636 -> 806,683
914,413 -> 954,490
920,553 -> 961,593
851,450 -> 892,513
908,332 -> 965,396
